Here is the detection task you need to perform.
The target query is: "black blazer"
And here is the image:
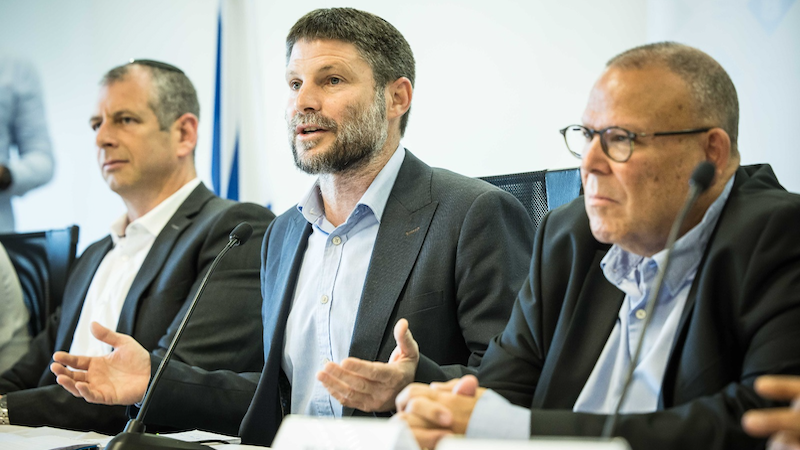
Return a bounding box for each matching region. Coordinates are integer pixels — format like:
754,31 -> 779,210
0,183 -> 274,434
144,150 -> 535,445
477,164 -> 800,450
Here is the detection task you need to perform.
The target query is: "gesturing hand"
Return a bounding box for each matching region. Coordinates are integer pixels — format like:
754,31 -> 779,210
50,321 -> 151,406
743,375 -> 800,450
318,318 -> 420,412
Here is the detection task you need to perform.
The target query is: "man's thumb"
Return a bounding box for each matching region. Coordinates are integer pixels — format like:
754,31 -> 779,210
394,318 -> 418,356
90,321 -> 124,348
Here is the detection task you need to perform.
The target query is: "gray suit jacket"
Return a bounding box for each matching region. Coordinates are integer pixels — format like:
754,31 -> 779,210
0,183 -> 274,434
144,150 -> 534,445
243,149 -> 534,444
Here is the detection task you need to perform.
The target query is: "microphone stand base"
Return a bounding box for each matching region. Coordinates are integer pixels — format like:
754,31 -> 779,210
105,432 -> 211,450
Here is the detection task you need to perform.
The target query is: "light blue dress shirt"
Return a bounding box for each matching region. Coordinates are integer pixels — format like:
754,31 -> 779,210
467,176 -> 735,439
282,145 -> 405,418
0,55 -> 55,232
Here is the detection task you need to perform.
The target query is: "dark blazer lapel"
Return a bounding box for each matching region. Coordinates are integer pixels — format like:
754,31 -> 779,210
54,237 -> 113,352
659,167 -> 751,407
534,250 -> 624,409
263,213 -> 311,365
115,184 -> 213,334
347,150 -> 437,371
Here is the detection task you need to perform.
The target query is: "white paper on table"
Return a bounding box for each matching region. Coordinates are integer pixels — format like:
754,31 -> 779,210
273,415 -> 420,450
161,429 -> 242,444
438,436 -> 631,450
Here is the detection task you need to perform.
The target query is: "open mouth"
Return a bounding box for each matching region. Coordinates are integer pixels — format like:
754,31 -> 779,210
296,124 -> 330,138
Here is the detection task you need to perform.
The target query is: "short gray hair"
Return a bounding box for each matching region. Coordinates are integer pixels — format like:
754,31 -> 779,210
101,61 -> 200,131
286,8 -> 415,136
607,42 -> 739,155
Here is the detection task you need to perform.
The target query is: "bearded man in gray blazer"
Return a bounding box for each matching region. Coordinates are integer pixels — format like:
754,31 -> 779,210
0,60 -> 274,433
49,8 -> 534,446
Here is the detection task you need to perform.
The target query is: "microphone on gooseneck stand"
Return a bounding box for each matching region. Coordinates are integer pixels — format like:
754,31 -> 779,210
600,162 -> 716,438
105,222 -> 254,450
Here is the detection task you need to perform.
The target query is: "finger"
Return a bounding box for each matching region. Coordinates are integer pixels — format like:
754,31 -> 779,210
340,357 -> 397,383
430,378 -> 461,391
50,362 -> 87,382
768,432 -> 800,450
90,321 -> 128,348
394,410 -> 445,429
52,351 -> 92,371
75,381 -> 106,404
405,397 -> 453,427
756,376 -> 800,402
397,383 -> 438,412
452,375 -> 479,396
743,409 -> 800,436
55,374 -> 82,397
393,319 -> 419,359
317,370 -> 372,410
340,357 -> 403,389
319,362 -> 371,392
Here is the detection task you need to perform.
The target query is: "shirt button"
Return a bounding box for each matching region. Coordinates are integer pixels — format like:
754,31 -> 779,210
332,236 -> 342,245
321,295 -> 329,304
635,309 -> 647,320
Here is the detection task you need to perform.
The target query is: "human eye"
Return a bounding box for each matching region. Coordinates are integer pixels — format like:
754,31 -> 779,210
117,115 -> 137,126
90,120 -> 101,131
289,80 -> 302,90
328,76 -> 342,86
606,128 -> 631,143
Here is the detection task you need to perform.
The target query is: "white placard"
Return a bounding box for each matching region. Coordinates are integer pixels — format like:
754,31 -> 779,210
273,415 -> 420,450
438,436 -> 631,450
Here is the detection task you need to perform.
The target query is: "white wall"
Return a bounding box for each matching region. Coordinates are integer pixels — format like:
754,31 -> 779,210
0,0 -> 796,250
647,0 -> 800,196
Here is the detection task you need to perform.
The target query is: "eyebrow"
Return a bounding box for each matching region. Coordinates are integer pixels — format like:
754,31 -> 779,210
89,109 -> 140,126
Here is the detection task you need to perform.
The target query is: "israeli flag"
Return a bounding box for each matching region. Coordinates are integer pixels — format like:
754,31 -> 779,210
211,0 -> 269,206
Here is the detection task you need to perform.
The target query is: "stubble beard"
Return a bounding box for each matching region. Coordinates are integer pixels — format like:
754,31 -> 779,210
288,90 -> 388,175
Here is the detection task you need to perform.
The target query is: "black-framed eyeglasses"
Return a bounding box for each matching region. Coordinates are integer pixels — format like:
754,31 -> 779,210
559,124 -> 712,163
128,59 -> 185,75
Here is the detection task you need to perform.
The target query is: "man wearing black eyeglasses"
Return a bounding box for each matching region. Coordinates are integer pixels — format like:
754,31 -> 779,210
0,60 -> 274,433
396,42 -> 800,450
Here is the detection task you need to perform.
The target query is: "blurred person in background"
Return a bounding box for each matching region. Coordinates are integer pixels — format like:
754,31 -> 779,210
0,54 -> 55,232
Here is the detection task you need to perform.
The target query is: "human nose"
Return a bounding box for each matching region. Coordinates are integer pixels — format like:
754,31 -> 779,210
292,83 -> 321,114
580,131 -> 610,174
95,120 -> 117,150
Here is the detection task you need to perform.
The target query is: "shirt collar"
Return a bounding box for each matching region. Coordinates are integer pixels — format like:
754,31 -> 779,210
602,174 -> 736,295
296,144 -> 406,228
110,178 -> 201,244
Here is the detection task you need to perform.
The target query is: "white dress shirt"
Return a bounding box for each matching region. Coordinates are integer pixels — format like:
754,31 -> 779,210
68,178 -> 201,357
0,242 -> 29,372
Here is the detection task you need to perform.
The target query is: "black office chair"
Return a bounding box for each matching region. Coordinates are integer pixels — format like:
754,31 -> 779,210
0,225 -> 79,336
480,168 -> 582,229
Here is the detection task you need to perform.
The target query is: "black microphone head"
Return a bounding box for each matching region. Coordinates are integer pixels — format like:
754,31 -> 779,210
690,161 -> 716,193
229,222 -> 254,246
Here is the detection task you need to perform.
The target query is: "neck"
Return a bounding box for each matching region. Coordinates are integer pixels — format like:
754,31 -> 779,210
123,169 -> 195,222
319,139 -> 398,227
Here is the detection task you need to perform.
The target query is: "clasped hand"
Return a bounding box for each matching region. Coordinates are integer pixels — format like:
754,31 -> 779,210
394,375 -> 486,449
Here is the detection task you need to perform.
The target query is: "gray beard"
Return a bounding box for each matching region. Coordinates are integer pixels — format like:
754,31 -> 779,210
288,90 -> 388,175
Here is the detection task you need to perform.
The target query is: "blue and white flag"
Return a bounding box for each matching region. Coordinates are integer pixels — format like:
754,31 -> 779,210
211,0 -> 269,206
